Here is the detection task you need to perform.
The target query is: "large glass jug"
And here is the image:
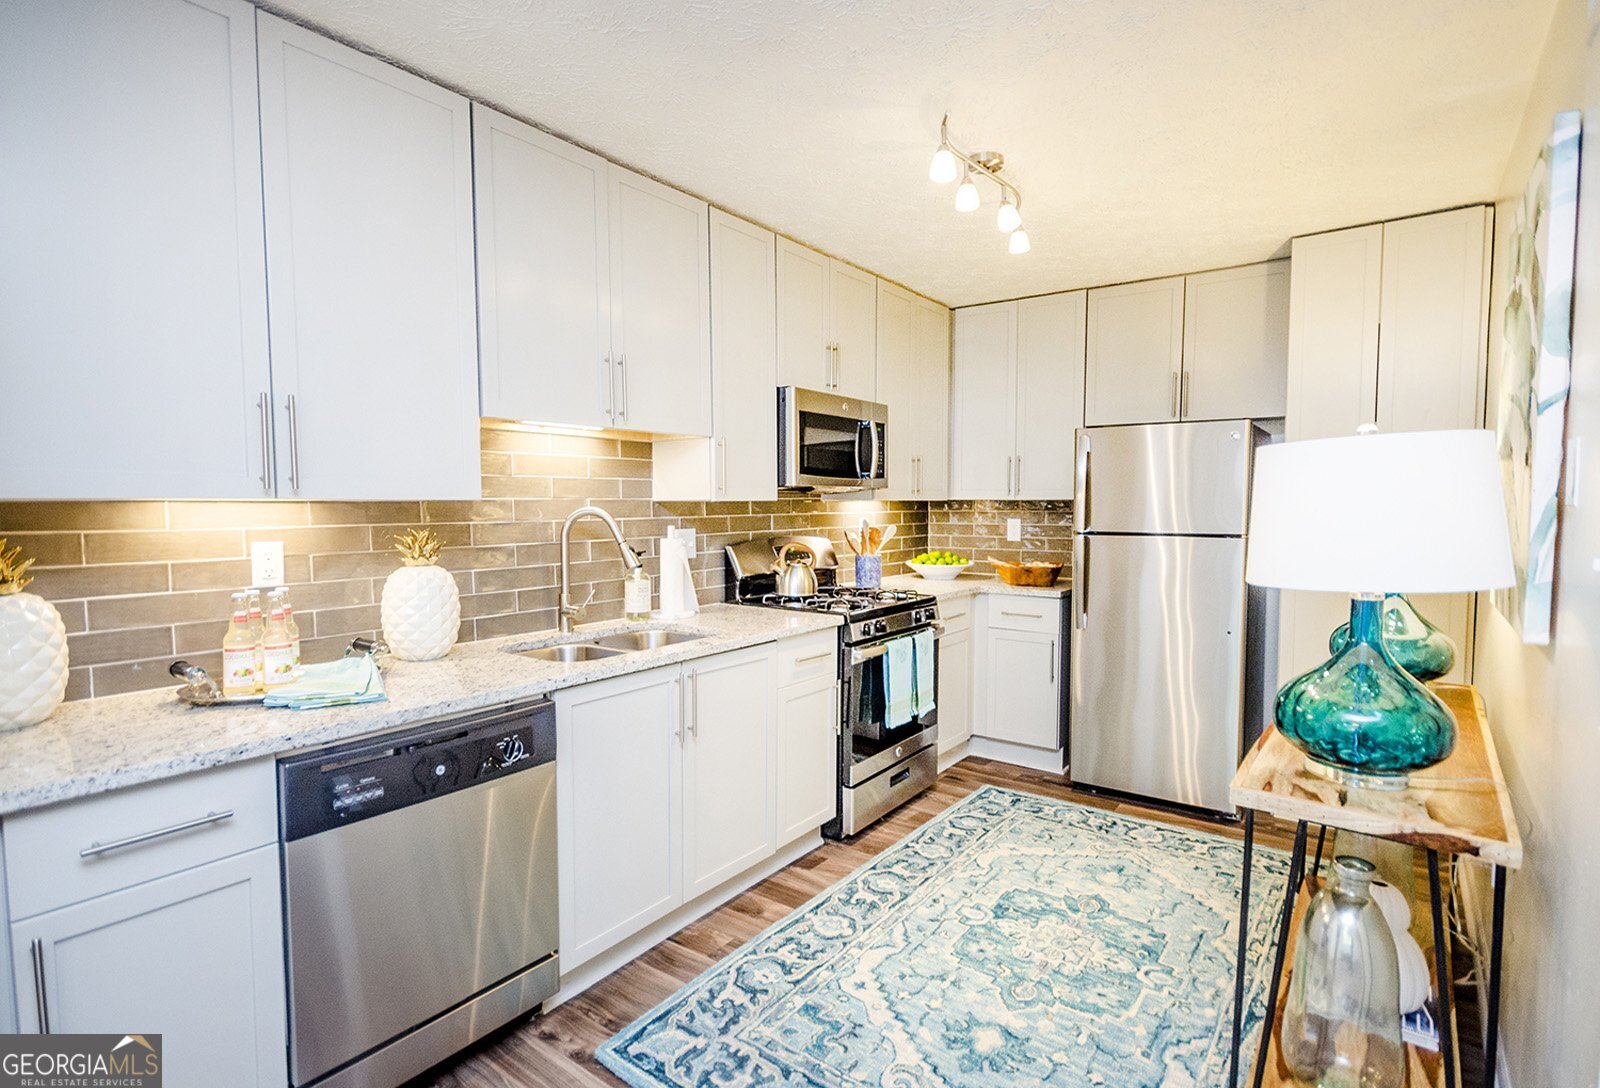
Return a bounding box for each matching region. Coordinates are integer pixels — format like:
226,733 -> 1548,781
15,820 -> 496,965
1280,855 -> 1404,1088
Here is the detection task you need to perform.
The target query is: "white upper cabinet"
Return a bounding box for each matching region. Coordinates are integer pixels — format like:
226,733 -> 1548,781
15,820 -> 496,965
1015,292 -> 1087,499
1279,206 -> 1492,686
473,105 -> 612,429
951,302 -> 1017,498
654,209 -> 778,501
1084,276 -> 1186,426
608,168 -> 711,436
912,297 -> 953,500
257,13 -> 480,500
776,238 -> 877,400
1182,261 -> 1290,420
951,292 -> 1084,499
1285,225 -> 1384,440
1376,206 -> 1491,433
830,261 -> 879,401
0,0 -> 273,500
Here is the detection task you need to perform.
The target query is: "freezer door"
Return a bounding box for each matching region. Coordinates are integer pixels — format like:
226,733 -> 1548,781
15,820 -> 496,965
1075,419 -> 1253,535
1070,533 -> 1246,812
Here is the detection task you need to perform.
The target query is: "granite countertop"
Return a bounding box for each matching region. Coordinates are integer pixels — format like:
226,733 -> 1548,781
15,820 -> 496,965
0,604 -> 840,817
880,573 -> 1072,600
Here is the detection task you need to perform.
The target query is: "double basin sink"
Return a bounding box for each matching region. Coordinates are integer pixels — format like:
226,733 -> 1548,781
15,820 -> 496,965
516,628 -> 706,663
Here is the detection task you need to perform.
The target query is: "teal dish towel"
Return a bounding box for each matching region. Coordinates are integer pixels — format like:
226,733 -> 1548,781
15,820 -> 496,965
262,656 -> 386,710
912,628 -> 936,716
886,637 -> 915,728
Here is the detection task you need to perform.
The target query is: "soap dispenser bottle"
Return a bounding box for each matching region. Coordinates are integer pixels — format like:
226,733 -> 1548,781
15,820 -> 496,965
624,563 -> 651,621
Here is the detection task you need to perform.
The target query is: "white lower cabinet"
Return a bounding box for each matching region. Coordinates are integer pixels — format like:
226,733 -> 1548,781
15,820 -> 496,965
556,635 -> 834,973
776,672 -> 840,843
936,599 -> 975,754
10,845 -> 286,1088
972,597 -> 1065,754
554,664 -> 685,970
683,647 -> 776,898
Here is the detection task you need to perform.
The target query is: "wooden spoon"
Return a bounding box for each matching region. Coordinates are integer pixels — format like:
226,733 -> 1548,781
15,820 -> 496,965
879,525 -> 896,551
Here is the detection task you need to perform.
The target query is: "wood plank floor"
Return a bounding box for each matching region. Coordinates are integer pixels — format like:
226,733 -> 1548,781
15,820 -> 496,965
422,756 -> 1477,1087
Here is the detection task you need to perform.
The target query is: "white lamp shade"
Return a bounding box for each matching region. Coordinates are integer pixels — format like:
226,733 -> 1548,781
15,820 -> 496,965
1245,429 -> 1515,594
928,147 -> 959,184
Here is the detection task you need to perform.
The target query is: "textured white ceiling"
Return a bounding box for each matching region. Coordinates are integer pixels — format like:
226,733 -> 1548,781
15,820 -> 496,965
263,0 -> 1557,307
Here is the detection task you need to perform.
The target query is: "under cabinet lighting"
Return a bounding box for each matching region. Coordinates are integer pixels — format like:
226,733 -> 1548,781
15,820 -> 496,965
928,114 -> 1029,255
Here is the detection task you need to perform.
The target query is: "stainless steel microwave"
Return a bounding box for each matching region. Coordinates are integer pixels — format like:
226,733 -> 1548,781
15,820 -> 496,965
778,386 -> 888,493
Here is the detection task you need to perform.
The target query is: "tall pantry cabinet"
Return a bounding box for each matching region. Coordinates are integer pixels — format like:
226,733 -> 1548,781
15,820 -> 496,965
1279,206 -> 1492,684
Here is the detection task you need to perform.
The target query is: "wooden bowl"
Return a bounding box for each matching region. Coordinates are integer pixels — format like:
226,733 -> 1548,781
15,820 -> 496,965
987,557 -> 1064,587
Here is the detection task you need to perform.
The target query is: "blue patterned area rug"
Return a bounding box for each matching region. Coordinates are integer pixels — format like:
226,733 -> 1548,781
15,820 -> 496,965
598,786 -> 1289,1088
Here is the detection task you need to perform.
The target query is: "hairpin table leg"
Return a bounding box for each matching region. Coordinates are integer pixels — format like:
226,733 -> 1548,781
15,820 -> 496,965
1251,820 -> 1308,1088
1427,850 -> 1457,1088
1228,809 -> 1255,1088
1484,864 -> 1507,1085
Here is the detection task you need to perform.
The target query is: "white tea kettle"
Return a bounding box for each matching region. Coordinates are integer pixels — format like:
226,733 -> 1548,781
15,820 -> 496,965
773,542 -> 819,598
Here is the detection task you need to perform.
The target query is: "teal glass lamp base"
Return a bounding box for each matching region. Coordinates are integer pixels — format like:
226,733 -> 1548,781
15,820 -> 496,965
1328,593 -> 1457,683
1277,595 -> 1457,784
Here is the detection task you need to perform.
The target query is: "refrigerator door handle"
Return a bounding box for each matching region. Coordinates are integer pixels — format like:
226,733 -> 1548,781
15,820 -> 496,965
1073,533 -> 1088,629
1074,433 -> 1091,528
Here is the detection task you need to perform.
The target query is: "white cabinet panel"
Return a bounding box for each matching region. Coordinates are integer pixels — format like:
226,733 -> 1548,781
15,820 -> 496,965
937,626 -> 974,753
608,167 -> 711,436
1016,292 -> 1086,499
1183,261 -> 1290,420
555,666 -> 683,969
951,303 -> 1017,498
473,104 -> 612,429
776,237 -> 831,391
877,283 -> 918,498
1085,276 -> 1186,426
683,648 -> 775,897
981,627 -> 1062,749
1285,225 -> 1383,441
258,13 -> 479,500
1377,207 -> 1491,434
830,261 -> 878,401
912,297 -> 953,500
710,210 -> 777,499
11,845 -> 286,1088
0,0 -> 272,500
776,673 -> 839,844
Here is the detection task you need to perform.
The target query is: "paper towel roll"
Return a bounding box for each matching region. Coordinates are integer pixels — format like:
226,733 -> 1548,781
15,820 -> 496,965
659,537 -> 685,617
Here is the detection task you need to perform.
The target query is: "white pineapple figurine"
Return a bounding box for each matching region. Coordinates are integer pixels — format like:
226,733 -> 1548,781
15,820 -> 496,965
381,529 -> 461,662
0,540 -> 69,730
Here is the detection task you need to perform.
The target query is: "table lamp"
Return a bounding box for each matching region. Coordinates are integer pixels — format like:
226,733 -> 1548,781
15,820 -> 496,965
1246,429 -> 1515,788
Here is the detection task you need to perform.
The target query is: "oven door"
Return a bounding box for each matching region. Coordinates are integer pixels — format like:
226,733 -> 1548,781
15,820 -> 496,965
842,627 -> 939,786
779,386 -> 888,491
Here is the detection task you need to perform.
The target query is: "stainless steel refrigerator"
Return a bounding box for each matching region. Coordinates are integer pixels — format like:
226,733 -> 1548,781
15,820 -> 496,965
1069,419 -> 1277,813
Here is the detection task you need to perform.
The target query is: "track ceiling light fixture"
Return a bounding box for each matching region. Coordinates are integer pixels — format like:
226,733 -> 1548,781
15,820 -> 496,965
928,114 -> 1029,255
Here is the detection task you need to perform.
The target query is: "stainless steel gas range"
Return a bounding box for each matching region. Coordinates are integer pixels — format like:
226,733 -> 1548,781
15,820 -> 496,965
727,536 -> 940,838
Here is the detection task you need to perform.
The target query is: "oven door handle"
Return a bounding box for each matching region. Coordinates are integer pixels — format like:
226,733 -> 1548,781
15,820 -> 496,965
849,626 -> 941,667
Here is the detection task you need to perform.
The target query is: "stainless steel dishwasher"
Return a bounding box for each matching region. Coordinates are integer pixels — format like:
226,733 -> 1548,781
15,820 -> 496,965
279,699 -> 558,1088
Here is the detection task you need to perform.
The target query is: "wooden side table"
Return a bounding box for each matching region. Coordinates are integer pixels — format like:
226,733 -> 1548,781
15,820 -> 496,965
1226,684 -> 1522,1088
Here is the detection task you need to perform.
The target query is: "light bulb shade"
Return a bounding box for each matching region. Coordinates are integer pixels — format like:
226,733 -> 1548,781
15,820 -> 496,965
1245,429 -> 1514,594
954,177 -> 980,212
928,146 -> 959,184
996,200 -> 1022,233
1007,228 -> 1030,255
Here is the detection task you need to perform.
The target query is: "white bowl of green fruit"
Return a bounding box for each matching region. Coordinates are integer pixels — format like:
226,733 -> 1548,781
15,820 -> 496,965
907,551 -> 971,580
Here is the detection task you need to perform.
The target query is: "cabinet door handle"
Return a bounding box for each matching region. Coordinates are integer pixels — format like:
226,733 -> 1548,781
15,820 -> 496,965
1005,455 -> 1014,497
30,938 -> 49,1034
914,456 -> 922,495
1181,370 -> 1191,418
675,677 -> 685,744
688,671 -> 699,738
602,353 -> 614,420
1049,640 -> 1057,684
257,392 -> 274,495
1000,610 -> 1043,620
794,651 -> 834,665
716,437 -> 728,495
79,809 -> 234,858
285,395 -> 301,493
616,355 -> 628,421
1170,371 -> 1180,418
1015,455 -> 1023,496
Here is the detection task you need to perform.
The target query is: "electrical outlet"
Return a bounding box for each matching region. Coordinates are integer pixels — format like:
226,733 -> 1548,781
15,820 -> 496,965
1005,518 -> 1023,542
669,525 -> 697,558
250,541 -> 284,587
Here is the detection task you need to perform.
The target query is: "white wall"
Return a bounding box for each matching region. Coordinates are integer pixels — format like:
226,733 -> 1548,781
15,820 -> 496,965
1475,2 -> 1600,1085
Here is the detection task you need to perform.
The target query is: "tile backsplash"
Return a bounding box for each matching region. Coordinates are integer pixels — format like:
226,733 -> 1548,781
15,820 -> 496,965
0,425 -> 928,702
926,500 -> 1075,571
